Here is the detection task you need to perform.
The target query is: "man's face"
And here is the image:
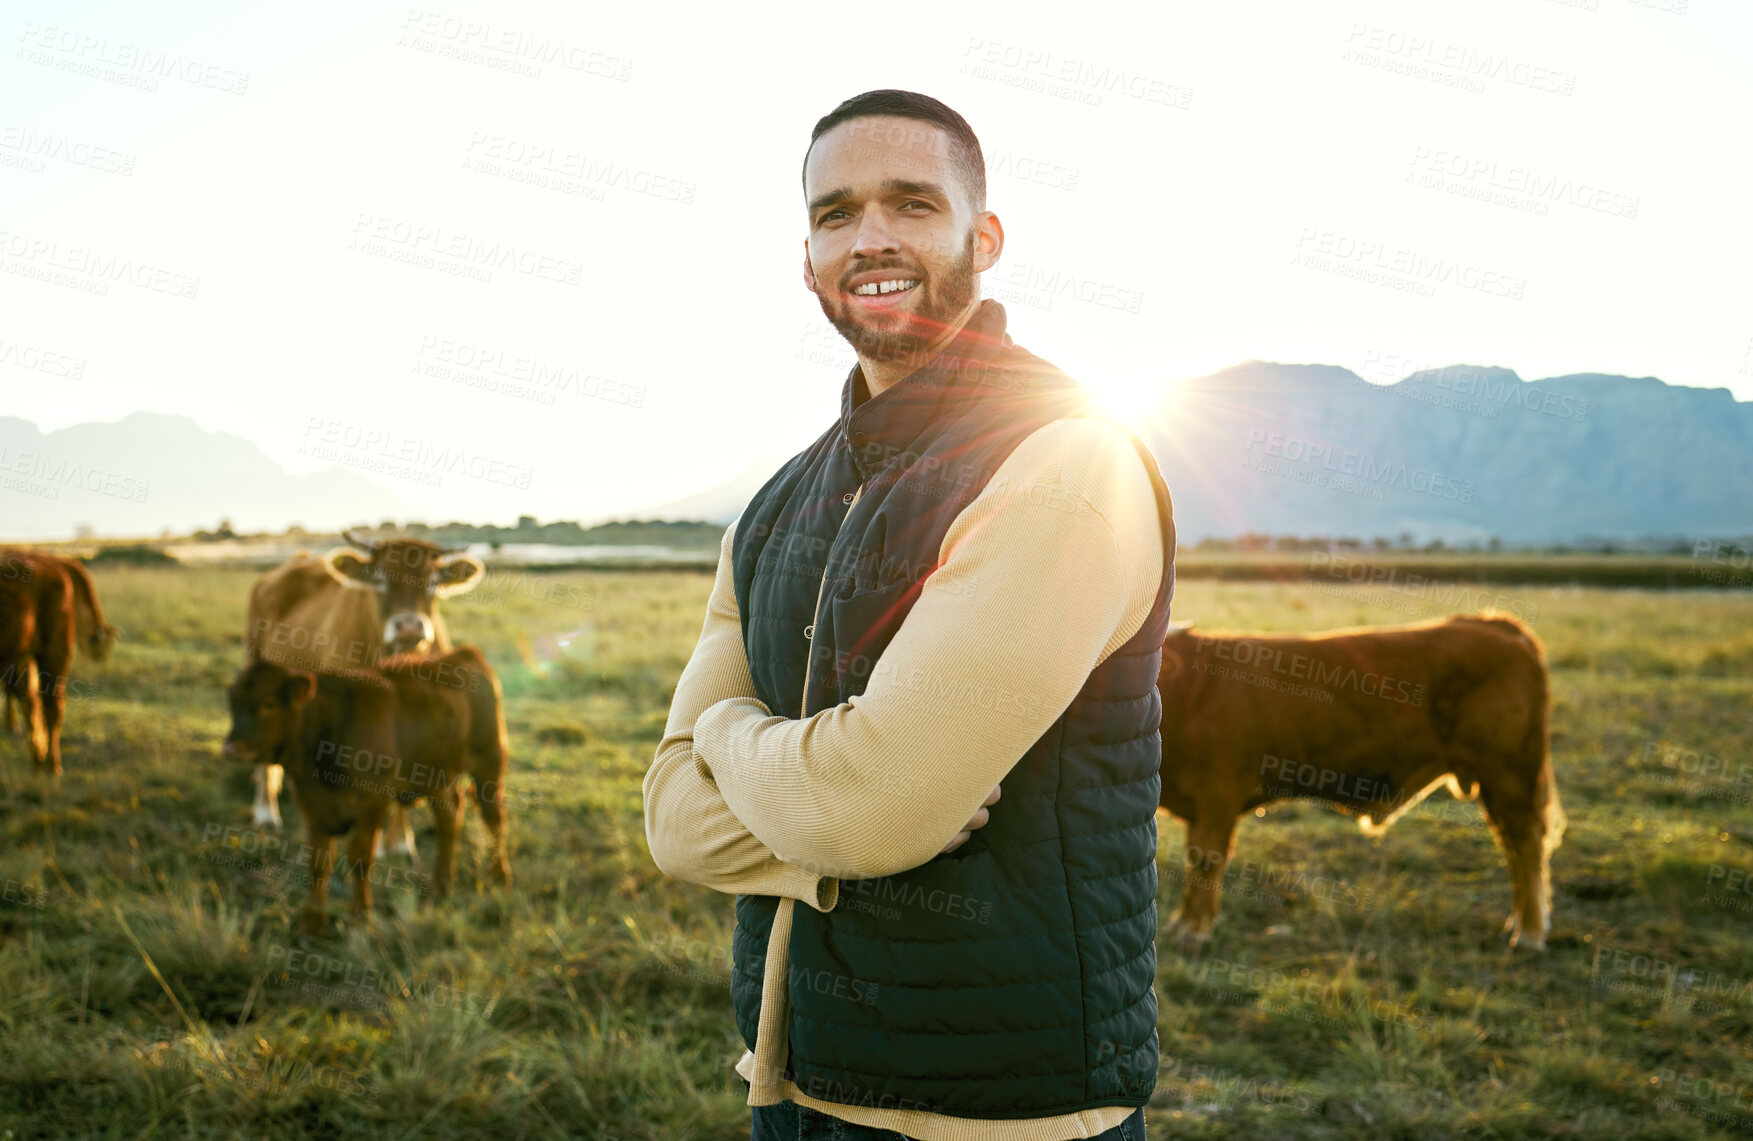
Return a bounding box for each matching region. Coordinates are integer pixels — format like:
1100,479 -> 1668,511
802,116 -> 1000,363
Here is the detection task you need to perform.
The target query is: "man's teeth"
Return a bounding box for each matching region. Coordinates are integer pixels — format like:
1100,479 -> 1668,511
852,279 -> 919,296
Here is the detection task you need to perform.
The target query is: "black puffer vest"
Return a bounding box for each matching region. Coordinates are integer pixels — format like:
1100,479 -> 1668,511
730,300 -> 1177,1119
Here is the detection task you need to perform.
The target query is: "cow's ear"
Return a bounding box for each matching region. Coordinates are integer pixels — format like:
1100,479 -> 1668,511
434,555 -> 485,597
327,548 -> 373,583
281,671 -> 317,706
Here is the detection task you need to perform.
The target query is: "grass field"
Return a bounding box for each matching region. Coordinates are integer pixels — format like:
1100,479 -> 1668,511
1,565 -> 1750,1139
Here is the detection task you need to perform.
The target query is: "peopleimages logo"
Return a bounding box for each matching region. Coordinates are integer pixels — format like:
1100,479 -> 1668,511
298,418 -> 534,490
1244,430 -> 1475,502
347,213 -> 583,287
0,230 -> 200,299
0,446 -> 149,502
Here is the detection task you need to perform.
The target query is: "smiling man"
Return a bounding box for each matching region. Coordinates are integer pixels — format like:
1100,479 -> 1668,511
643,90 -> 1176,1141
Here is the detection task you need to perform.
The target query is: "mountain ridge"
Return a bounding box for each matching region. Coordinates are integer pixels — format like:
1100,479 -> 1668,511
4,366 -> 1746,542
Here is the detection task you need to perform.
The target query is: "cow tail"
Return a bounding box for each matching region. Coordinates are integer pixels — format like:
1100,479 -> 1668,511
465,651 -> 510,773
1524,628 -> 1566,855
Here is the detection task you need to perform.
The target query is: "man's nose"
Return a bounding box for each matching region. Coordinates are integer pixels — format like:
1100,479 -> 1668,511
849,211 -> 900,260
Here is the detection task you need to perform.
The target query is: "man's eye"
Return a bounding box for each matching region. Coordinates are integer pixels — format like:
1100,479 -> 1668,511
820,209 -> 847,223
900,200 -> 931,211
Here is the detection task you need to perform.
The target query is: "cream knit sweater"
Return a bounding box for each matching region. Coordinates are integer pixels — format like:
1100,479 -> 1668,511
644,416 -> 1165,1139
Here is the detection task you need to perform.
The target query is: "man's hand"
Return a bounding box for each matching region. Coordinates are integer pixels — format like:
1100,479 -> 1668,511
939,784 -> 1001,854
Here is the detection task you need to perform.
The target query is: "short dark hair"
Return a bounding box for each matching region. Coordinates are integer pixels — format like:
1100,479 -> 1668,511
802,89 -> 986,212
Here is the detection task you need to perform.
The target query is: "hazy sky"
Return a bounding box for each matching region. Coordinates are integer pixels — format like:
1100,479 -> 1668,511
5,0 -> 1749,526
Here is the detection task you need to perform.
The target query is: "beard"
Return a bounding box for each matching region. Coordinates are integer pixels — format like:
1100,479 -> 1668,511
816,227 -> 978,364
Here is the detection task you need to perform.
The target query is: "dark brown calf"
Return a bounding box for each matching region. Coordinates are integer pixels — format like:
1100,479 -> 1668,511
222,648 -> 511,934
1157,613 -> 1565,950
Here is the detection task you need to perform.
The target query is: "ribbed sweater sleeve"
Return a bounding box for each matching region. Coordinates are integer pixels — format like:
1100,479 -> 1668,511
642,519 -> 838,912
693,417 -> 1163,882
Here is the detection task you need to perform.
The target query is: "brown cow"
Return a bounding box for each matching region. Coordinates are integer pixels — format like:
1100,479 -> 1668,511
221,647 -> 511,934
0,550 -> 115,774
1157,612 -> 1566,950
244,531 -> 484,857
0,566 -> 52,771
12,552 -> 119,663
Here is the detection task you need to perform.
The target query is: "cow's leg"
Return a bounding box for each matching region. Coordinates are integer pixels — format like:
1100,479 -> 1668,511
1168,808 -> 1240,945
428,784 -> 464,903
4,658 -> 50,770
1478,782 -> 1550,951
343,803 -> 387,924
298,833 -> 338,936
38,667 -> 66,777
471,777 -> 511,887
253,763 -> 285,829
1481,748 -> 1566,952
378,803 -> 421,865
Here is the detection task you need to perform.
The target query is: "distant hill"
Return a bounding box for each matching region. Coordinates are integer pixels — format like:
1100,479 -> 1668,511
623,457 -> 788,526
1138,362 -> 1752,545
7,366 -> 1748,544
626,364 -> 1753,545
0,412 -> 412,540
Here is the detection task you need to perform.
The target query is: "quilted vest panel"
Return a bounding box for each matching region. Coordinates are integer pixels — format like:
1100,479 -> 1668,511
730,300 -> 1177,1119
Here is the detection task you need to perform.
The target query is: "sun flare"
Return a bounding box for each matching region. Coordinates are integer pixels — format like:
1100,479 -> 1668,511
1079,371 -> 1178,432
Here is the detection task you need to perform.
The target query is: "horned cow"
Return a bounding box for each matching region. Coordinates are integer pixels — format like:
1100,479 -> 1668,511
1156,612 -> 1566,950
244,531 -> 484,857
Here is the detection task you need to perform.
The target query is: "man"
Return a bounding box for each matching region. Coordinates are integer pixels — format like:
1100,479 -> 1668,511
643,90 -> 1175,1140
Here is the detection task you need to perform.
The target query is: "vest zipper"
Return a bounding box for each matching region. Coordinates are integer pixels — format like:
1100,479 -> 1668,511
800,482 -> 864,718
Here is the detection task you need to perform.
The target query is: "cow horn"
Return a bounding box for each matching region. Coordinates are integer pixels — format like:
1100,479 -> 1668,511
341,528 -> 380,551
1165,620 -> 1197,635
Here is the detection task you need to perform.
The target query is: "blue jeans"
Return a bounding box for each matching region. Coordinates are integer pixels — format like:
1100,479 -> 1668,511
752,1098 -> 1146,1141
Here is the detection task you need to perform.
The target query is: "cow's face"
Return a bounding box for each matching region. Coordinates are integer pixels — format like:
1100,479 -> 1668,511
223,662 -> 315,763
85,623 -> 120,663
329,539 -> 484,654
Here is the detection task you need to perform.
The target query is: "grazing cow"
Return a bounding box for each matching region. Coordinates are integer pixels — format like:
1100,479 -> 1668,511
0,551 -> 115,774
244,531 -> 484,856
0,571 -> 52,772
11,552 -> 119,663
221,647 -> 512,934
1157,612 -> 1566,950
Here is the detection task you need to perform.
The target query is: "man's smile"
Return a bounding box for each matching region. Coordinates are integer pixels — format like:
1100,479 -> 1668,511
844,272 -> 922,310
851,278 -> 918,296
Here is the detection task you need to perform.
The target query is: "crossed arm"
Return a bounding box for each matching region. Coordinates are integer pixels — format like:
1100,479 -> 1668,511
641,519 -> 843,910
642,418 -> 1163,905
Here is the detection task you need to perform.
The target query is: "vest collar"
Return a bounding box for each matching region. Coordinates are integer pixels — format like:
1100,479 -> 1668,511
838,299 -> 1011,481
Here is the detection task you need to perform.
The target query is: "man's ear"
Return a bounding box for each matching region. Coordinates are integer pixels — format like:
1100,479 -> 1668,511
972,211 -> 1004,274
802,239 -> 818,295
282,671 -> 317,707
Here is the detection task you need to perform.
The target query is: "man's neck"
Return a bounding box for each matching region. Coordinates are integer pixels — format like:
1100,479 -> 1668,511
858,300 -> 981,400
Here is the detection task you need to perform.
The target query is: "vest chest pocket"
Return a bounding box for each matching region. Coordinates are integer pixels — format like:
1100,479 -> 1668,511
824,574 -> 924,698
